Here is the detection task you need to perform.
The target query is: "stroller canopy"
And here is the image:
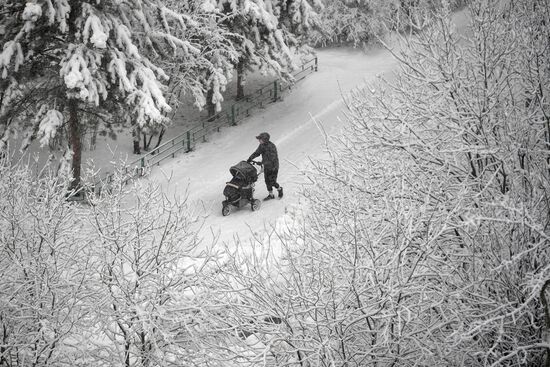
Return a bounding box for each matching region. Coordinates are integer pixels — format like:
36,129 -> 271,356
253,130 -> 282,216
230,161 -> 258,184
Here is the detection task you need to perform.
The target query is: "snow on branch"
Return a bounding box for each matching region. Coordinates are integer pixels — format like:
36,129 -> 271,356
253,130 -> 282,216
115,23 -> 141,60
44,0 -> 70,32
38,109 -> 64,147
107,50 -> 134,93
159,5 -> 199,30
0,41 -> 24,78
149,31 -> 201,56
127,65 -> 171,126
22,3 -> 42,29
60,46 -> 108,104
83,14 -> 109,49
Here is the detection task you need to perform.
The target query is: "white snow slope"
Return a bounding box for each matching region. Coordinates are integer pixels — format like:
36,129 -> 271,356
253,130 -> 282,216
145,45 -> 399,246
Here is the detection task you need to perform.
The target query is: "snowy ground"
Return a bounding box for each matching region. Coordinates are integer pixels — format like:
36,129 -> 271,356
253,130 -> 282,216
143,44 -> 400,247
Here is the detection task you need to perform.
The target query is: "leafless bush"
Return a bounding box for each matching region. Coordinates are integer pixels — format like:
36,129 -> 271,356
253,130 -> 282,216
79,172 -> 217,366
0,161 -> 219,366
0,161 -> 92,366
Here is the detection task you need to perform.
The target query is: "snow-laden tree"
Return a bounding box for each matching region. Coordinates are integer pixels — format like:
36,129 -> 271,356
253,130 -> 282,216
309,0 -> 467,47
0,159 -> 92,366
309,0 -> 399,47
158,0 -> 240,118
82,172 -> 219,366
204,0 -> 550,365
0,0 -> 234,188
0,157 -> 223,366
201,0 -> 322,101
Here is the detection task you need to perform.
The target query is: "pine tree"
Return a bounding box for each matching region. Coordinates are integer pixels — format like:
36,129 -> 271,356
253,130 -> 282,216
0,0 -> 231,189
202,0 -> 322,103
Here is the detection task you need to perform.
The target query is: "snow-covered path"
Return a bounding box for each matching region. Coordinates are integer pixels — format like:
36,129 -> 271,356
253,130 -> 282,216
146,45 -> 399,246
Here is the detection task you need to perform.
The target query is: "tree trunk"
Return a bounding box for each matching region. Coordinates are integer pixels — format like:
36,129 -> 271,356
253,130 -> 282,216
236,59 -> 245,100
154,126 -> 166,150
90,123 -> 98,150
207,89 -> 216,121
68,99 -> 81,191
143,131 -> 157,151
66,0 -> 83,192
133,124 -> 141,154
542,280 -> 550,367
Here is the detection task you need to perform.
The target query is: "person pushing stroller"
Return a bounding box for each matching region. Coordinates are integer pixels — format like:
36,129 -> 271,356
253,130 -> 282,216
247,132 -> 283,201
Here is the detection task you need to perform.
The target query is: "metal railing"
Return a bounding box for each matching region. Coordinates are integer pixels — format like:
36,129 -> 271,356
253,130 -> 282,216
91,56 -> 318,195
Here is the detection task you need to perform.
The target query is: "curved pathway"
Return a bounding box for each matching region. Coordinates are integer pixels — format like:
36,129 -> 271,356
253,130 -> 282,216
146,45 -> 400,247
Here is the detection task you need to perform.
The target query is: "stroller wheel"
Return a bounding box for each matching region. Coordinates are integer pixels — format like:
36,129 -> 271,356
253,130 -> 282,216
222,204 -> 231,216
251,199 -> 261,212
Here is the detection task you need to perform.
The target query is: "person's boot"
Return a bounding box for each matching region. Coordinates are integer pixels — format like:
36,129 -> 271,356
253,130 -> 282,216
264,192 -> 275,201
277,187 -> 283,198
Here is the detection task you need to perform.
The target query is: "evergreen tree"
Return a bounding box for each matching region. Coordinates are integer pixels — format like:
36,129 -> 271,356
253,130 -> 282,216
202,0 -> 322,102
156,0 -> 238,123
0,0 -> 231,188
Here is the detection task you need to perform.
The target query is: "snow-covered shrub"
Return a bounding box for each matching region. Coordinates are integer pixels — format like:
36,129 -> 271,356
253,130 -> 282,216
309,0 -> 467,48
309,0 -> 399,47
206,0 -> 550,365
0,160 -> 92,366
83,171 -> 218,366
0,159 -> 222,366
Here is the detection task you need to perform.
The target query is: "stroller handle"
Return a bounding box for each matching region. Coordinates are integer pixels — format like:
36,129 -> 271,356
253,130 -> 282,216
252,161 -> 264,177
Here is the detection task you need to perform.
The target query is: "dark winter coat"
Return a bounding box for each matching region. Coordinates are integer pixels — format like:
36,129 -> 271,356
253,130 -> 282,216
248,141 -> 279,171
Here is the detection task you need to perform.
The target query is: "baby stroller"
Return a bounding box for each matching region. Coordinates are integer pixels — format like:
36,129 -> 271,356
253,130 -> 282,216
222,160 -> 263,216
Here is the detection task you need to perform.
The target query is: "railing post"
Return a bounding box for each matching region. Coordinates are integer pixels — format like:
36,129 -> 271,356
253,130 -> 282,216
231,104 -> 236,126
273,80 -> 278,101
187,131 -> 191,152
140,157 -> 145,176
314,57 -> 318,72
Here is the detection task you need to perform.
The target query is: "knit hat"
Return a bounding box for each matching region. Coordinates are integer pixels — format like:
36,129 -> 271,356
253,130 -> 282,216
255,132 -> 270,141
